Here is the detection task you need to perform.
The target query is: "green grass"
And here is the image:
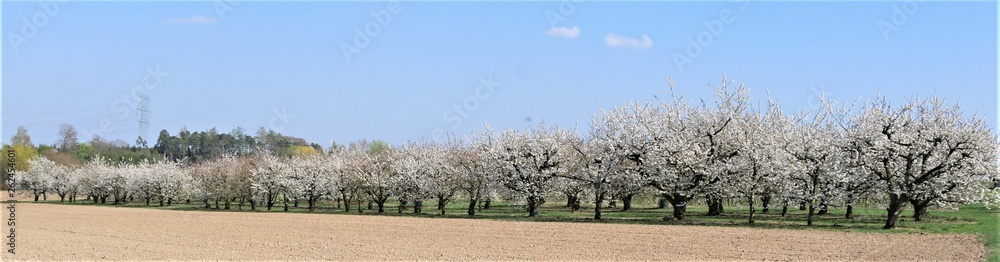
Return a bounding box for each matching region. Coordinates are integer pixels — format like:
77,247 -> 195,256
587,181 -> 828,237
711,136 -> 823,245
21,197 -> 1000,261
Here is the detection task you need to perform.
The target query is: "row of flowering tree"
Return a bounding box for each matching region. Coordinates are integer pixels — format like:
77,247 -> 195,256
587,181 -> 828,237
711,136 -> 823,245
16,78 -> 998,229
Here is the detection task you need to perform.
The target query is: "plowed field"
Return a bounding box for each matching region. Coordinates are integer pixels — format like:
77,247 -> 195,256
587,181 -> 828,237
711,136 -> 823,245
1,203 -> 987,261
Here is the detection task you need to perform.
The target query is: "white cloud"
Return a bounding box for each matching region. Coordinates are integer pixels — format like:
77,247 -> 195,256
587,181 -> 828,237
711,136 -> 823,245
546,26 -> 580,39
604,33 -> 653,49
164,16 -> 218,24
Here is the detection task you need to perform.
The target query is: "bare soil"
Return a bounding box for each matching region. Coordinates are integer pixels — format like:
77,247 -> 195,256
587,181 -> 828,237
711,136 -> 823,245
0,203 -> 987,261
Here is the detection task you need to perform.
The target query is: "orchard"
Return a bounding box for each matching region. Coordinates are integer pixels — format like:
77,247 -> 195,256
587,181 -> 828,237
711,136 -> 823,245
14,78 -> 999,230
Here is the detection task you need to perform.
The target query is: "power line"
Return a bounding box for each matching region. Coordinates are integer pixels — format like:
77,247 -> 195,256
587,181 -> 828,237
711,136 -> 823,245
5,108 -> 111,115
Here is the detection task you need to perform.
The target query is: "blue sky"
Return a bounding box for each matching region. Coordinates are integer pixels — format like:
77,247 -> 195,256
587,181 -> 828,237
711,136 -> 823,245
2,1 -> 997,147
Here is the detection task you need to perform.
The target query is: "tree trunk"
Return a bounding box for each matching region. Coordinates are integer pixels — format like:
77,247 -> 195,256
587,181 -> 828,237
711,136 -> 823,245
283,194 -> 289,212
747,195 -> 756,224
437,196 -> 447,215
665,194 -> 689,220
761,194 -> 771,214
816,200 -> 828,215
250,198 -> 257,211
912,205 -> 927,221
657,197 -> 667,209
368,201 -> 374,210
883,193 -> 908,229
621,194 -> 634,212
781,201 -> 788,217
670,203 -> 687,220
799,201 -> 807,211
807,203 -> 815,226
707,196 -> 723,216
376,200 -> 385,213
414,199 -> 423,214
594,191 -> 604,220
467,199 -> 477,216
909,198 -> 930,222
483,199 -> 491,209
398,200 -> 407,213
526,196 -> 541,217
340,190 -> 351,212
843,192 -> 855,218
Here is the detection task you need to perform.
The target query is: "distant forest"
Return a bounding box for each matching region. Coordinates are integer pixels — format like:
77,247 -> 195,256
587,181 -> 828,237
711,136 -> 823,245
2,125 -> 332,186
